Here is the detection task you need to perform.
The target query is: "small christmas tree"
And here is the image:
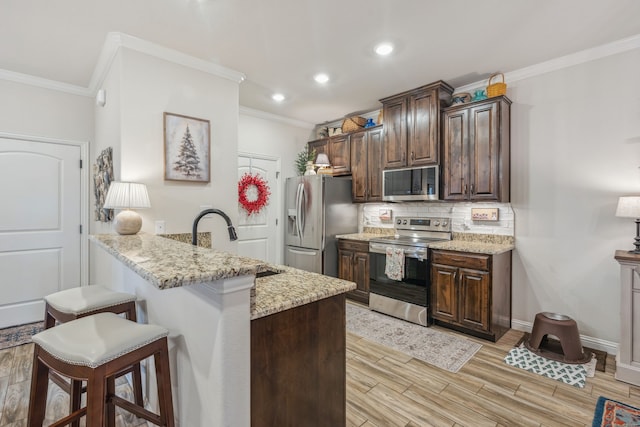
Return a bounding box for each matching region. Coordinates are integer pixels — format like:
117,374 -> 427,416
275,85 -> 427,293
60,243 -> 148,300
173,125 -> 202,177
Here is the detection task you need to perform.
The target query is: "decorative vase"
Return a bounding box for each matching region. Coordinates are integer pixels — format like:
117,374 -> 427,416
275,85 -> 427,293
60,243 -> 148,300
364,118 -> 376,128
304,161 -> 316,175
472,89 -> 487,101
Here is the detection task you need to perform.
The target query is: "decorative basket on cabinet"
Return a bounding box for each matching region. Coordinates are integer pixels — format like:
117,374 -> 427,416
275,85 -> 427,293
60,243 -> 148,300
486,72 -> 507,98
341,116 -> 366,133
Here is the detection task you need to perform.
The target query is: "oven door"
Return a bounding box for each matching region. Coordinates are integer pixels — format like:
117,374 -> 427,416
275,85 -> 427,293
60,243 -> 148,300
368,245 -> 429,307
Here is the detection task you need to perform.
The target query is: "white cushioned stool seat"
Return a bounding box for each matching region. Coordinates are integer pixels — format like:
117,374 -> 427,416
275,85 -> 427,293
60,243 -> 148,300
32,312 -> 168,368
45,285 -> 137,315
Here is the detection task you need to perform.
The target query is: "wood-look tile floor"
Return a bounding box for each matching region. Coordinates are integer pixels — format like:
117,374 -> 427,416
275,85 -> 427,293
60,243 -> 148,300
1,327 -> 638,426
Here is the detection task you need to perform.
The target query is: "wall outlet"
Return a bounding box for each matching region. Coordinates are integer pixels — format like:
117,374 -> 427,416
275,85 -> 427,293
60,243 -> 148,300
155,220 -> 166,234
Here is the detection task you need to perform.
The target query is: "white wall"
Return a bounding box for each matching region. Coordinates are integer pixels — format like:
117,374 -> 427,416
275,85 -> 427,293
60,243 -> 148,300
507,48 -> 640,343
0,80 -> 92,141
93,48 -> 241,254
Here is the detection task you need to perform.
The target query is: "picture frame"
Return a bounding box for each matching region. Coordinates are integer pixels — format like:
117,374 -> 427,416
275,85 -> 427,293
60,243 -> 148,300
164,112 -> 211,182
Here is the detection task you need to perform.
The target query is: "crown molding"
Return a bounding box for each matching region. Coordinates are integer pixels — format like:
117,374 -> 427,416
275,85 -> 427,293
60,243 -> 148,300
0,68 -> 90,97
454,33 -> 640,93
88,32 -> 246,93
239,106 -> 315,129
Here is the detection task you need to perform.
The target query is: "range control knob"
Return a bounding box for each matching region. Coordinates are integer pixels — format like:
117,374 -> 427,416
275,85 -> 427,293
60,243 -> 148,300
396,219 -> 402,225
442,221 -> 449,227
402,219 -> 408,225
433,221 -> 440,226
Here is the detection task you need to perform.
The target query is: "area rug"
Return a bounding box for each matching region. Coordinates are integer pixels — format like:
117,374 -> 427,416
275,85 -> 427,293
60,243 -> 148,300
503,345 -> 596,388
0,321 -> 43,350
345,303 -> 482,373
592,396 -> 640,426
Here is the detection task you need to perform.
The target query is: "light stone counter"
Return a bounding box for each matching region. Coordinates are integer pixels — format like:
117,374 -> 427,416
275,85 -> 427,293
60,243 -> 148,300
90,233 -> 356,319
427,240 -> 514,254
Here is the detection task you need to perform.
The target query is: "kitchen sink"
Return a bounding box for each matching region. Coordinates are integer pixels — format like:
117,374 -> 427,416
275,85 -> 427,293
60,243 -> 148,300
255,269 -> 282,278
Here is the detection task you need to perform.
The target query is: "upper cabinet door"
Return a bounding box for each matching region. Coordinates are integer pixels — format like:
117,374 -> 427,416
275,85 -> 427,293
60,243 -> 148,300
408,89 -> 439,166
382,97 -> 407,169
469,102 -> 500,201
442,108 -> 469,201
329,134 -> 351,176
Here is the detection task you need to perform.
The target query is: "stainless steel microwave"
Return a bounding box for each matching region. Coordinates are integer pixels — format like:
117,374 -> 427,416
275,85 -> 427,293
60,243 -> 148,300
382,165 -> 439,202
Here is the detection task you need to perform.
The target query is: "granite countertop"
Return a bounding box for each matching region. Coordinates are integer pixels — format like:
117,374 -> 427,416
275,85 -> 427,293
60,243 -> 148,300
90,234 -> 355,320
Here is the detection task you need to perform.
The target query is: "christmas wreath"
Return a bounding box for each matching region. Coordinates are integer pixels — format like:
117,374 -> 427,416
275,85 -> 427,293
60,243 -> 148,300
238,173 -> 271,215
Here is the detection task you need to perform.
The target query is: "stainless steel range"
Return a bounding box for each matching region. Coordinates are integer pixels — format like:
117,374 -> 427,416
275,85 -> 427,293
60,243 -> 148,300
368,217 -> 452,326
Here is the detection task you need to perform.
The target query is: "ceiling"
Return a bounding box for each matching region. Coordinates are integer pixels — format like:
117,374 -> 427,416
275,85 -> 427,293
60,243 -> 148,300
3,0 -> 640,125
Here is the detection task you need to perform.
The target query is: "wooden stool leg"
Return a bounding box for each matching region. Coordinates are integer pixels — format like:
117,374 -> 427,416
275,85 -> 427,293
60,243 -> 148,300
69,379 -> 83,427
27,348 -> 49,427
44,304 -> 57,329
155,340 -> 175,427
125,303 -> 145,407
86,371 -> 107,427
106,375 -> 117,427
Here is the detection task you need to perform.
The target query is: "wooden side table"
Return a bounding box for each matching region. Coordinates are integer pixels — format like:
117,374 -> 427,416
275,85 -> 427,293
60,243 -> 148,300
614,250 -> 640,386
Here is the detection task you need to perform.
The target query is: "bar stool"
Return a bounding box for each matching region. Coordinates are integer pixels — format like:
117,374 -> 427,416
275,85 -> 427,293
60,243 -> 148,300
28,312 -> 175,427
44,286 -> 144,419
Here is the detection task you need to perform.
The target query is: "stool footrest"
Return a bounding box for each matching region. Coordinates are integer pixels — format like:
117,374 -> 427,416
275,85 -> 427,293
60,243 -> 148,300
110,395 -> 162,425
49,407 -> 86,427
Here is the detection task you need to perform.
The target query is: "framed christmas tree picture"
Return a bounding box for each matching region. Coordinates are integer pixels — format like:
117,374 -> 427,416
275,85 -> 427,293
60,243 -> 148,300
164,112 -> 211,182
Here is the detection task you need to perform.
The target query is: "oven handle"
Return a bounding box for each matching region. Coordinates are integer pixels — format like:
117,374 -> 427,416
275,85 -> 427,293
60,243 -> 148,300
369,243 -> 427,260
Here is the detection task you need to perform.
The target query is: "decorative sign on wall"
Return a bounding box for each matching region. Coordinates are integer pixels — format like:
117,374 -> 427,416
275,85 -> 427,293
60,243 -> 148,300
471,208 -> 499,221
93,147 -> 114,222
164,112 -> 211,182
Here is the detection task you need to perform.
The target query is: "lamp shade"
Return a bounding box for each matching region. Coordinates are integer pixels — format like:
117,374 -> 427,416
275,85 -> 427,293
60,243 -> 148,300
103,182 -> 151,209
103,182 -> 150,235
615,196 -> 640,218
314,153 -> 331,167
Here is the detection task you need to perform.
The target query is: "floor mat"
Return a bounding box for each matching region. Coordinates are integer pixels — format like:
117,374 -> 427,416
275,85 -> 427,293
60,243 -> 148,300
592,396 -> 640,426
0,321 -> 43,350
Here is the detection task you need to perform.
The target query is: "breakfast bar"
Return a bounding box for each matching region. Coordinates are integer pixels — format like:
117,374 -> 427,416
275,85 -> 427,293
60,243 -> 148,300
90,233 -> 355,427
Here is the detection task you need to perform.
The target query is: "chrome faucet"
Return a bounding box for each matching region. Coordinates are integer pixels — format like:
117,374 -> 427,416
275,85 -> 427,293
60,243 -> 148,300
192,209 -> 238,246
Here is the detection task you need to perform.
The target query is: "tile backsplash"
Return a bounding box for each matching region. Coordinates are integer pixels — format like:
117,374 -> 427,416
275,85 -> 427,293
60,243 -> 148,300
360,202 -> 514,236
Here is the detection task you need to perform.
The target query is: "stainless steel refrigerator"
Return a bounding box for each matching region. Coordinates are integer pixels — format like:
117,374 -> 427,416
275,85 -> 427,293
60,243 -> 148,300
285,175 -> 358,277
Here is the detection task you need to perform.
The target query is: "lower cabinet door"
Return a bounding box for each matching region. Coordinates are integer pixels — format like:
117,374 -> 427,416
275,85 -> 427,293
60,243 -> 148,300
458,268 -> 490,332
431,263 -> 458,322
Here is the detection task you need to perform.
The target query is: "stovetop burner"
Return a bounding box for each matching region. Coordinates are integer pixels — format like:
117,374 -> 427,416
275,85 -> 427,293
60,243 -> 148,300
369,216 -> 452,248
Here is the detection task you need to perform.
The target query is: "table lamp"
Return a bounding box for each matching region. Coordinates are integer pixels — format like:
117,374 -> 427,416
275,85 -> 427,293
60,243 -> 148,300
103,182 -> 151,235
314,153 -> 332,175
615,196 -> 640,254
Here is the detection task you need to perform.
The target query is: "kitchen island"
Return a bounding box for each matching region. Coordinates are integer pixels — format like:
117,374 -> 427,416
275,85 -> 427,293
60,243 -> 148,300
90,233 -> 355,427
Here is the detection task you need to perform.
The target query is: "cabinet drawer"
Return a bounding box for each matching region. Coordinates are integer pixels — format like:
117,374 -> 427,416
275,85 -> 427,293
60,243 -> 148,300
338,239 -> 369,252
431,250 -> 490,271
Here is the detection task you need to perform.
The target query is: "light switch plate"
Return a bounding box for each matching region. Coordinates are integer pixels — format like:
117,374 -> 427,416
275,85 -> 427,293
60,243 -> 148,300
155,220 -> 166,234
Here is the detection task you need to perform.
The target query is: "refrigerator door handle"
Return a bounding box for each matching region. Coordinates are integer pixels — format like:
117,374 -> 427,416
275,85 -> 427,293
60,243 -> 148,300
295,183 -> 304,241
298,183 -> 306,238
288,248 -> 318,256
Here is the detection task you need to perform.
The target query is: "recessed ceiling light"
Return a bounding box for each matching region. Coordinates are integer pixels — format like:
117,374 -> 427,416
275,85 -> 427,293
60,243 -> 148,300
314,73 -> 330,84
374,42 -> 394,56
272,93 -> 285,102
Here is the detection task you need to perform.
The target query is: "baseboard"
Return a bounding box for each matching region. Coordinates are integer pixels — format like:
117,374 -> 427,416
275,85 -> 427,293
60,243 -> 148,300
511,319 -> 618,356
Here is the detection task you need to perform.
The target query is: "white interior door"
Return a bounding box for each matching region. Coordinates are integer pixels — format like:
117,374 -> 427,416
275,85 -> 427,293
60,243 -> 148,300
237,155 -> 279,264
0,137 -> 82,328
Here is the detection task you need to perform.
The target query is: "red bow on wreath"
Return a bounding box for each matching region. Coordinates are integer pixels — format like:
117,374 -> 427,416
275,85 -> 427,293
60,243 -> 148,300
238,173 -> 271,215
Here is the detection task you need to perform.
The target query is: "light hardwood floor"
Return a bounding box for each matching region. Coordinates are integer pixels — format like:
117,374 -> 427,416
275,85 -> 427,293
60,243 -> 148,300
0,323 -> 637,426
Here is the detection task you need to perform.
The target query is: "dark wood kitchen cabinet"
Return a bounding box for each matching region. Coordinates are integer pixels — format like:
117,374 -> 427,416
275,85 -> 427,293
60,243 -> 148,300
441,96 -> 511,202
350,125 -> 383,202
338,239 -> 370,304
380,81 -> 453,169
430,249 -> 511,342
307,134 -> 351,176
